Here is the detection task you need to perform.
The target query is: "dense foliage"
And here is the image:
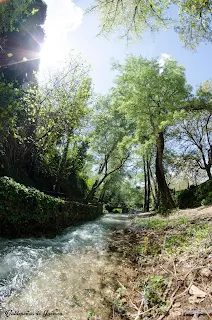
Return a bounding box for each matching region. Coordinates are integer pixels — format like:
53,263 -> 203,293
89,0 -> 212,49
0,0 -> 40,33
110,56 -> 191,209
0,0 -> 211,219
0,177 -> 102,237
177,179 -> 212,208
0,0 -> 47,84
0,54 -> 92,200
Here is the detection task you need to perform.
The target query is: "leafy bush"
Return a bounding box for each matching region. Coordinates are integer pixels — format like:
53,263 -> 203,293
0,177 -> 102,238
177,179 -> 212,209
137,275 -> 168,310
201,191 -> 212,206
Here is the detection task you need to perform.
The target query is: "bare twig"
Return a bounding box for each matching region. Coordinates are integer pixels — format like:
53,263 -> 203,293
157,282 -> 182,320
183,309 -> 212,316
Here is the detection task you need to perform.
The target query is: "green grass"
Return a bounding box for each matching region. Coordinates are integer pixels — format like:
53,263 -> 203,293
112,207 -> 122,213
137,275 -> 169,310
137,217 -> 189,230
136,216 -> 211,255
164,223 -> 211,253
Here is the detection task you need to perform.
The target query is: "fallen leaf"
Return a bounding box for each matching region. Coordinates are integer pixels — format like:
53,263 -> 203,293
188,296 -> 199,304
173,302 -> 181,308
200,268 -> 211,278
188,296 -> 203,304
189,285 -> 207,298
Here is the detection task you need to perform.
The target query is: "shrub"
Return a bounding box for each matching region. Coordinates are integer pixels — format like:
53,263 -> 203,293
201,191 -> 212,206
0,176 -> 102,238
177,180 -> 212,209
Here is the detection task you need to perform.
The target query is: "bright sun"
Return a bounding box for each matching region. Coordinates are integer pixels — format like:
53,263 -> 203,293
38,0 -> 83,77
39,41 -> 64,68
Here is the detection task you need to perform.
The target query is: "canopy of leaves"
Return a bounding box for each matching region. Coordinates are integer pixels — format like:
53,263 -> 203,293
0,0 -> 47,84
112,56 -> 191,146
0,0 -> 44,33
89,0 -> 212,49
0,53 -> 92,199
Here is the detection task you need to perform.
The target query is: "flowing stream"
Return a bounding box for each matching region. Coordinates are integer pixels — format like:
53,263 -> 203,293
0,214 -> 133,319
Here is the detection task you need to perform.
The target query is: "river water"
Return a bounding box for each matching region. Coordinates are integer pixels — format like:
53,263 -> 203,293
0,214 -> 133,319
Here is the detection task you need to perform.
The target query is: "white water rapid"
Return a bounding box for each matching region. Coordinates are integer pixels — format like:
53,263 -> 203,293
0,214 -> 133,319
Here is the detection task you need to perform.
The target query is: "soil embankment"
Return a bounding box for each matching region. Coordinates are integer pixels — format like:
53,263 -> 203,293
100,206 -> 212,320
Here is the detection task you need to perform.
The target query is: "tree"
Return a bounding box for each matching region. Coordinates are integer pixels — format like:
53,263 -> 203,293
24,55 -> 91,189
0,80 -> 28,179
143,153 -> 152,212
89,0 -> 212,49
133,146 -> 160,211
0,0 -> 39,33
85,96 -> 133,202
111,56 -> 191,210
0,53 -> 92,198
174,111 -> 212,180
187,81 -> 212,113
101,172 -> 144,210
0,0 -> 47,84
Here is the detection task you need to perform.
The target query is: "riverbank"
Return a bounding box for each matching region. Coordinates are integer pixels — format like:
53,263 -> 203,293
100,206 -> 212,320
0,208 -> 211,320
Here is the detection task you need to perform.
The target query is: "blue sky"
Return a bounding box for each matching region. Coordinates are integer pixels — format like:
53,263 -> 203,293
39,0 -> 212,94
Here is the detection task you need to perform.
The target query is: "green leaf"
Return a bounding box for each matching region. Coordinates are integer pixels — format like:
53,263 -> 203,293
160,304 -> 168,313
7,53 -> 13,57
151,275 -> 163,282
31,8 -> 39,15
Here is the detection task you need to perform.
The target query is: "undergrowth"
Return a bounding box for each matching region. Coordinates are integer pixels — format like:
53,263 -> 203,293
105,208 -> 212,320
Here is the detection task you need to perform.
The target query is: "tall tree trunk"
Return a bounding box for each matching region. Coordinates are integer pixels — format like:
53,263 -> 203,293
85,153 -> 130,203
149,165 -> 159,210
98,179 -> 111,202
146,159 -> 151,212
200,147 -> 211,180
143,157 -> 151,212
85,179 -> 99,203
55,135 -> 71,192
205,165 -> 211,180
143,158 -> 147,211
156,132 -> 175,210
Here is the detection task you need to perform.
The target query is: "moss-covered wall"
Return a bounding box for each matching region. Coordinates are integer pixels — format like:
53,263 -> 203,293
0,177 -> 103,238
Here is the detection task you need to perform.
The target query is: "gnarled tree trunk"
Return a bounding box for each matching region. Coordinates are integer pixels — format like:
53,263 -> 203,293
156,132 -> 175,210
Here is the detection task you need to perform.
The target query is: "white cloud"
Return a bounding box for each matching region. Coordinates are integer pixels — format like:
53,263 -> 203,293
160,53 -> 171,61
159,53 -> 172,74
43,0 -> 83,39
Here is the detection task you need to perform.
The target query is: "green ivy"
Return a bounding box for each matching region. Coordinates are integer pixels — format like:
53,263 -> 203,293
0,177 -> 102,238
